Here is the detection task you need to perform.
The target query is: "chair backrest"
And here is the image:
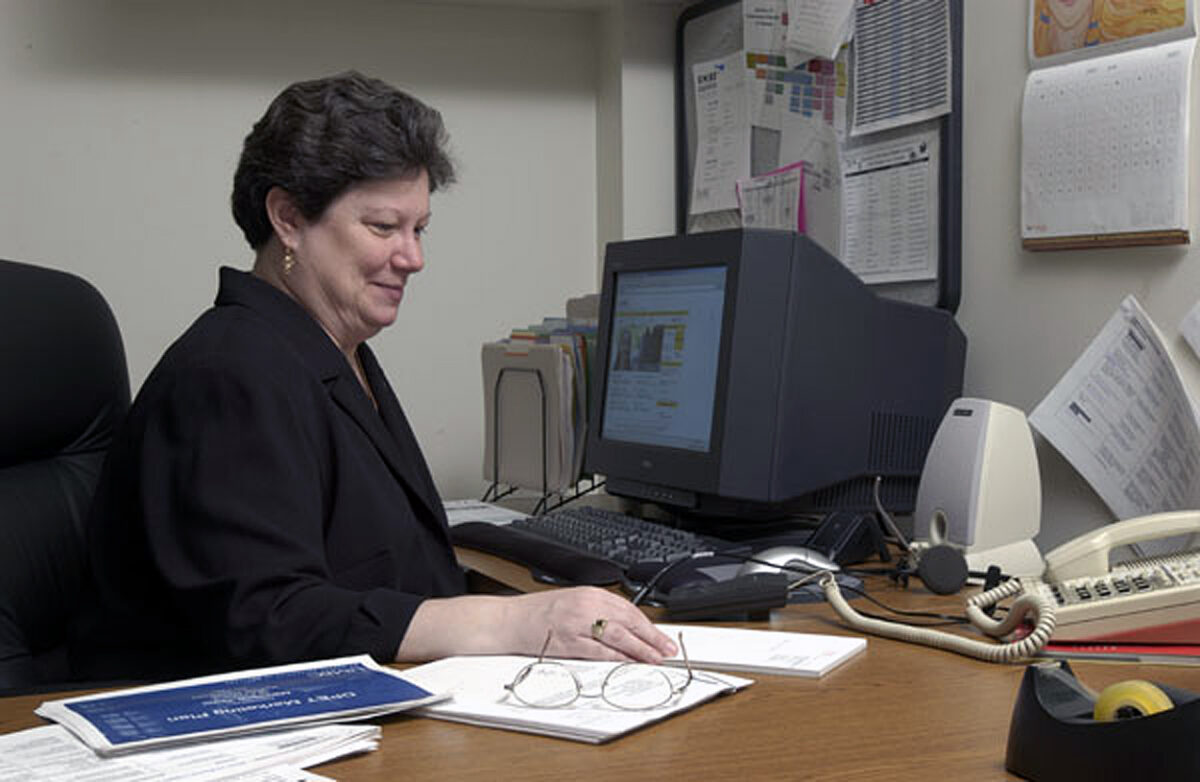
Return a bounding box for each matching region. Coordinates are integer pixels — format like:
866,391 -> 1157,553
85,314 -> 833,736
0,260 -> 130,689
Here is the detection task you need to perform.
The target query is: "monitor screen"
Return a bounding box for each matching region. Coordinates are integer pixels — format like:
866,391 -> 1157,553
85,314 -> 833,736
601,266 -> 726,453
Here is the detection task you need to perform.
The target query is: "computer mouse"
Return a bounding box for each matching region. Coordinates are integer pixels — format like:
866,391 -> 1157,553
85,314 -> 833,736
736,545 -> 839,577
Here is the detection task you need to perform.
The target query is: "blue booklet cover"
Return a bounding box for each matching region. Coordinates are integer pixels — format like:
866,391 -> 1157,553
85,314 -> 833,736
36,655 -> 445,755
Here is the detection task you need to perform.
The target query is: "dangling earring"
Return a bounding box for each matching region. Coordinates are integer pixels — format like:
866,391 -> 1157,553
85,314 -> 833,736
282,246 -> 296,275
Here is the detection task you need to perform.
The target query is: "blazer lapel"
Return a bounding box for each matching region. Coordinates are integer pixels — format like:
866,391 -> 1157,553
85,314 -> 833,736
214,269 -> 450,541
327,350 -> 449,542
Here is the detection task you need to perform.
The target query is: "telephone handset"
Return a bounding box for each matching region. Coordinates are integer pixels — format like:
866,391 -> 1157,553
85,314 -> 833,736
1032,510 -> 1200,643
1043,510 -> 1200,582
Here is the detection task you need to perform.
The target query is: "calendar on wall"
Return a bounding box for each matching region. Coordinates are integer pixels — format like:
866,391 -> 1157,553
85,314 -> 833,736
1021,0 -> 1197,250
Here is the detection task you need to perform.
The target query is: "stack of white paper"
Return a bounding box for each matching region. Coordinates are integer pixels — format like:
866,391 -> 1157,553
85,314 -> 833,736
657,623 -> 866,677
403,655 -> 751,744
442,499 -> 528,527
0,722 -> 379,782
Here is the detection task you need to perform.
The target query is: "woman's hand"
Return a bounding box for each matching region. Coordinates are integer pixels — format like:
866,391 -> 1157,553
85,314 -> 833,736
396,588 -> 677,664
504,587 -> 678,663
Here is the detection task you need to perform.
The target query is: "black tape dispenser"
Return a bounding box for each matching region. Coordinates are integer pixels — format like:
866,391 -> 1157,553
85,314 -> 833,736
1005,660 -> 1200,780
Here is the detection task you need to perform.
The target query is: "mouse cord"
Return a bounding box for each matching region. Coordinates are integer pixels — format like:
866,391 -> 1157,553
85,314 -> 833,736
829,580 -> 971,626
784,570 -> 826,591
821,574 -> 1057,663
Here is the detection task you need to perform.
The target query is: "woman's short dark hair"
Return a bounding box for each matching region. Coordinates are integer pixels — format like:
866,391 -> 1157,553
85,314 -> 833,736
232,71 -> 456,249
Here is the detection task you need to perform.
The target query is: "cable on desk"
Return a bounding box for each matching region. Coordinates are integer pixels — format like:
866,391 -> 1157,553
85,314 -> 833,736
831,581 -> 971,627
822,574 -> 1057,663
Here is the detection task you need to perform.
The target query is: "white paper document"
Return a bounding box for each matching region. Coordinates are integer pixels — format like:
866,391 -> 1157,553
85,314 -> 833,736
851,0 -> 952,136
737,161 -> 805,232
744,0 -> 787,63
403,655 -> 750,744
0,723 -> 378,782
1021,37 -> 1194,243
749,63 -> 787,132
442,499 -> 527,527
760,50 -> 848,138
779,111 -> 843,259
691,51 -> 752,215
657,624 -> 866,678
841,128 -> 939,284
785,0 -> 855,63
1030,295 -> 1200,520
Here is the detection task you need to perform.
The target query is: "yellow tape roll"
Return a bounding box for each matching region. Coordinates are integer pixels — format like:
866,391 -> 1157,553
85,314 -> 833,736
1093,680 -> 1174,721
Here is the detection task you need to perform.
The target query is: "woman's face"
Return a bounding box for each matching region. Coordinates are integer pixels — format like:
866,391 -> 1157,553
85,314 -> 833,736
288,171 -> 431,351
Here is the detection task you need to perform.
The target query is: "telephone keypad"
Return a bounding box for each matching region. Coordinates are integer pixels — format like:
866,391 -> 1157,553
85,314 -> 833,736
1046,566 -> 1172,607
1038,549 -> 1200,641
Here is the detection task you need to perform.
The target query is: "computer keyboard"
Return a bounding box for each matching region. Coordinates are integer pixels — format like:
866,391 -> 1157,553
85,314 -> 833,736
507,506 -> 730,569
450,506 -> 733,586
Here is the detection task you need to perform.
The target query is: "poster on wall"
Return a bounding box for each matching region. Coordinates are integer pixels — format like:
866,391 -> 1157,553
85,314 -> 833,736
1029,0 -> 1191,65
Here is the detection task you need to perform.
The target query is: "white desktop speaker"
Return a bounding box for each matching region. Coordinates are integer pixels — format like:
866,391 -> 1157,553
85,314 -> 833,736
914,398 -> 1045,578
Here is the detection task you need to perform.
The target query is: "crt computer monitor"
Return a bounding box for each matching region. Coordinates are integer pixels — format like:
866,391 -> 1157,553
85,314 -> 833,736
584,228 -> 966,525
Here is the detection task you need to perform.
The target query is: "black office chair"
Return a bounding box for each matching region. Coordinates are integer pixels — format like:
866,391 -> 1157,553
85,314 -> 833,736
0,259 -> 130,690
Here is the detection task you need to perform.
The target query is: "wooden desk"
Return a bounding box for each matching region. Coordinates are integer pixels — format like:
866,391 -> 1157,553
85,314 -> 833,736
5,558 -> 1200,781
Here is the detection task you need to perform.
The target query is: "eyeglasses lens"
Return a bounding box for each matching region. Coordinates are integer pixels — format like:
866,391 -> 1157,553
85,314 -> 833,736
508,663 -> 579,708
601,664 -> 684,710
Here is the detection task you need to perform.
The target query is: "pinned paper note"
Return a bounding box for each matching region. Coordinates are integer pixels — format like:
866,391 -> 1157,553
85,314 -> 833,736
737,162 -> 805,233
1030,295 -> 1200,522
691,51 -> 752,216
785,0 -> 855,64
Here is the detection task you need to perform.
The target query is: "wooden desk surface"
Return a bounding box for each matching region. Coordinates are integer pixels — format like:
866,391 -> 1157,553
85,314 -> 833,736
6,555 -> 1200,781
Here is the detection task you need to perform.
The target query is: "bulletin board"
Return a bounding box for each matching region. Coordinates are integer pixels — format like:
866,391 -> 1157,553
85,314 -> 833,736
675,0 -> 963,313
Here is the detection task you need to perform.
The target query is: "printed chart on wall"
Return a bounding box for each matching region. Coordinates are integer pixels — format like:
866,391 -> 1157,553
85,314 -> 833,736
682,0 -> 957,302
1021,0 -> 1197,250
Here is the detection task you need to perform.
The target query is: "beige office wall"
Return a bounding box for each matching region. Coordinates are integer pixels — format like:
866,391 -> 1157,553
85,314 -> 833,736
596,1 -> 678,284
12,0 -> 1161,549
962,3 -> 1200,548
0,0 -> 623,500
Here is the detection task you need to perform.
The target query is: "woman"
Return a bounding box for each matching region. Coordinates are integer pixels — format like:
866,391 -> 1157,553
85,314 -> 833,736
72,72 -> 675,680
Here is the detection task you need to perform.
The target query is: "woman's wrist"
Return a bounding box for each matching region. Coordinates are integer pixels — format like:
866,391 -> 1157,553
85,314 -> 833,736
394,594 -> 511,661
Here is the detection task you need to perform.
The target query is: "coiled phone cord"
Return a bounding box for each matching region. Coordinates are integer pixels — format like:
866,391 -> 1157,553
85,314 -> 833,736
822,574 -> 1058,663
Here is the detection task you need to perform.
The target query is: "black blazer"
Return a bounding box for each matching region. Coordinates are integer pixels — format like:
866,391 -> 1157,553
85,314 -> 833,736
72,268 -> 465,680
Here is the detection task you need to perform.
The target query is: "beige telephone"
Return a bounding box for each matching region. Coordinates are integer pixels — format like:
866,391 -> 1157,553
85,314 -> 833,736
1030,510 -> 1200,643
822,510 -> 1200,661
